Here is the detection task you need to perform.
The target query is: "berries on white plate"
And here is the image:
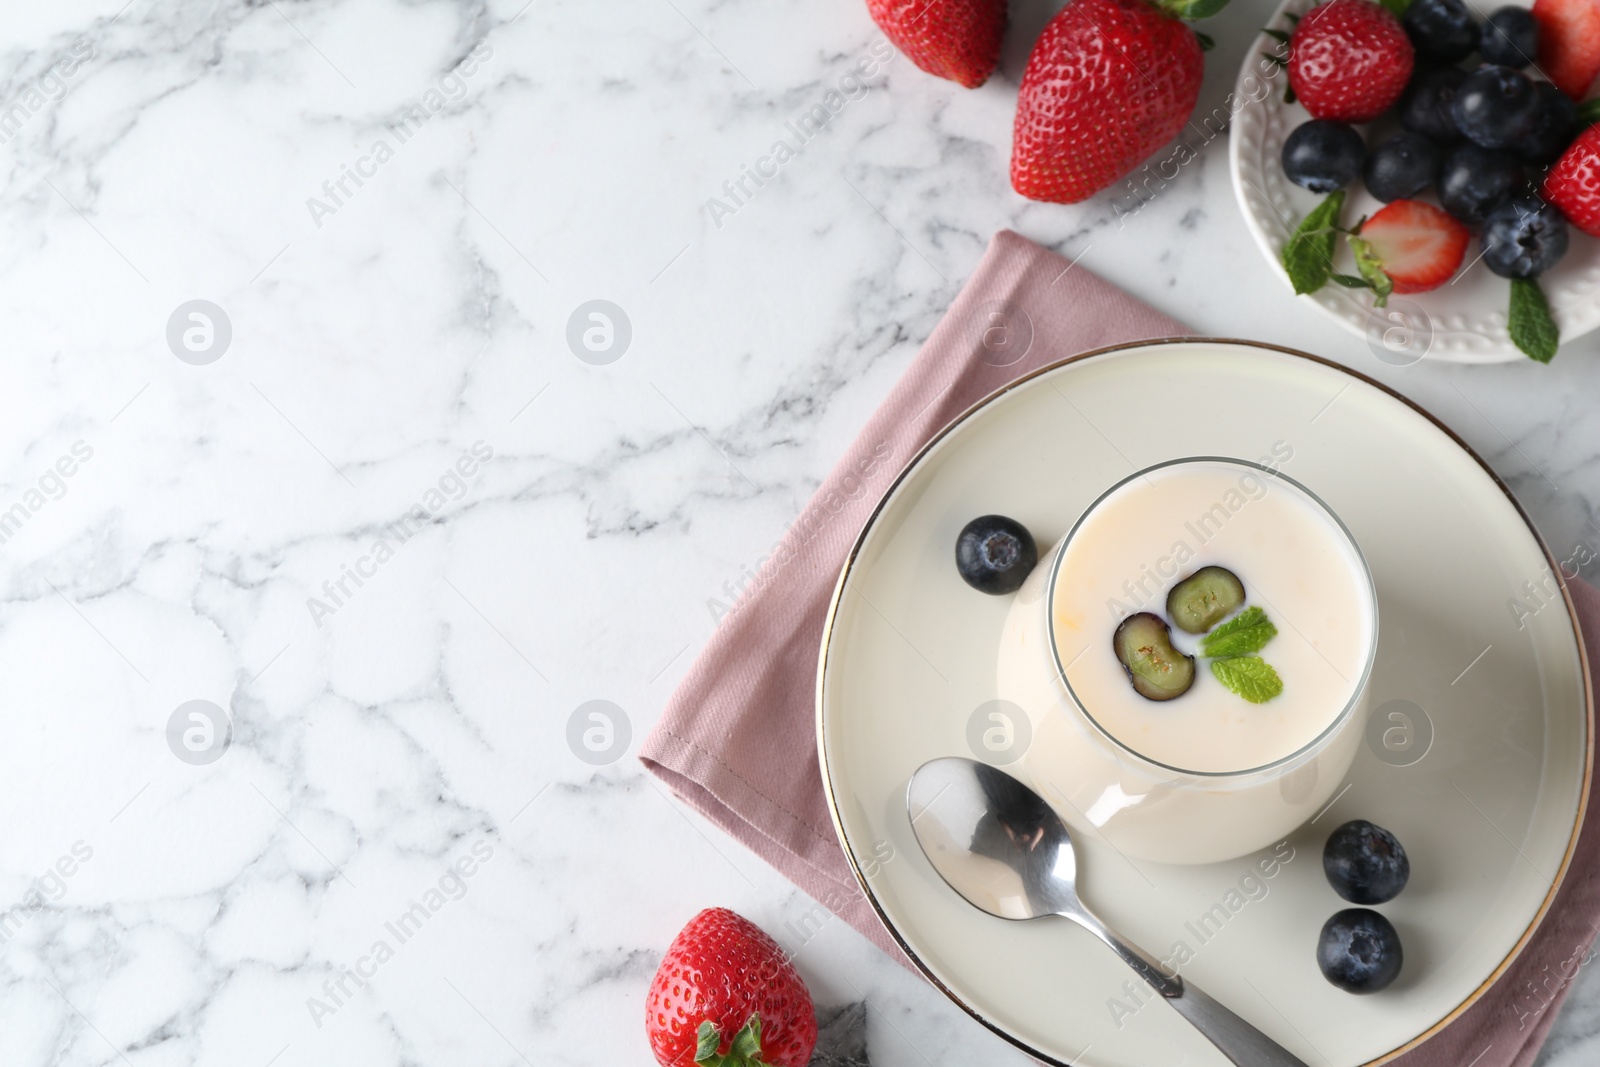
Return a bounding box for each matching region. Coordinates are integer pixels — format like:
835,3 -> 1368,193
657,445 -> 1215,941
1403,0 -> 1477,63
1532,0 -> 1600,101
1283,119 -> 1367,192
1438,142 -> 1527,225
1481,197 -> 1570,279
1544,124 -> 1600,238
1350,198 -> 1470,297
1363,131 -> 1441,202
1287,0 -> 1415,122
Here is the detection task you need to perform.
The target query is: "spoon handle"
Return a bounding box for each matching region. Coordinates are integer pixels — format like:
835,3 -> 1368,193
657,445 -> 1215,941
1066,910 -> 1311,1067
1063,908 -> 1184,998
1161,980 -> 1312,1067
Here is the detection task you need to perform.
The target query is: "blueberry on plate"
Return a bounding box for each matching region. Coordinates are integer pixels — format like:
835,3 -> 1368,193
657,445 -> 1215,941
1363,132 -> 1443,201
1403,0 -> 1479,63
1452,65 -> 1541,150
1438,143 -> 1526,225
1400,66 -> 1467,143
1318,909 -> 1404,994
1518,81 -> 1579,165
1282,120 -> 1366,193
1480,6 -> 1540,68
1482,197 -> 1569,278
1324,819 -> 1411,903
955,515 -> 1037,595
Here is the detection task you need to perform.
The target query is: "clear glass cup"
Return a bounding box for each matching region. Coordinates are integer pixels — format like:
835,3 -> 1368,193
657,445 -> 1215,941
996,457 -> 1379,865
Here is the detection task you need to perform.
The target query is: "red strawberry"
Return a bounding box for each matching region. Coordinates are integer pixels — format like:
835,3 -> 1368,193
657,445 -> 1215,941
1010,0 -> 1204,204
1288,0 -> 1414,122
1544,124 -> 1600,236
1353,199 -> 1470,294
1532,0 -> 1600,101
867,0 -> 1006,88
645,909 -> 816,1067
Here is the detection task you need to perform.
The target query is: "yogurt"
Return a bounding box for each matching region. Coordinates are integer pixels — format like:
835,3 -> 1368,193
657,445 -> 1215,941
998,457 -> 1378,864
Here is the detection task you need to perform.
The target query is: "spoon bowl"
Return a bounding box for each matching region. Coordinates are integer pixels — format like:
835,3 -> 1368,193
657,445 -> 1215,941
906,757 -> 1310,1067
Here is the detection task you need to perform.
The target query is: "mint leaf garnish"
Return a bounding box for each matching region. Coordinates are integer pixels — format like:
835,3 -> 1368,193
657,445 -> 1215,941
1282,191 -> 1345,296
1201,606 -> 1279,657
1210,656 -> 1284,703
1376,0 -> 1411,17
1509,278 -> 1558,363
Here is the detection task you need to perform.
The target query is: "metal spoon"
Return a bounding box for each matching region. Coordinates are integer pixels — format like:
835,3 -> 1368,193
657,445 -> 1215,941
906,757 -> 1309,1067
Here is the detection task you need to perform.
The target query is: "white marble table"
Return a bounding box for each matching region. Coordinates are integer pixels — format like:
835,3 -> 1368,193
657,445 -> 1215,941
4,1 -> 1598,1065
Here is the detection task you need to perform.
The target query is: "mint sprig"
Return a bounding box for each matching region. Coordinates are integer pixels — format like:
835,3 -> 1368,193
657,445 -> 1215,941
1509,277 -> 1559,363
1282,191 -> 1345,296
1199,605 -> 1284,702
1200,605 -> 1279,657
1210,656 -> 1285,704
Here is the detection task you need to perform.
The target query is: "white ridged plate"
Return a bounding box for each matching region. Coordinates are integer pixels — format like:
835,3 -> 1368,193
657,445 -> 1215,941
1229,0 -> 1600,362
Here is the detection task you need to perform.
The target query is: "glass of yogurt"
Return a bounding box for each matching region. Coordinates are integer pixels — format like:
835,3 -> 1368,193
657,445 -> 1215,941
997,457 -> 1378,865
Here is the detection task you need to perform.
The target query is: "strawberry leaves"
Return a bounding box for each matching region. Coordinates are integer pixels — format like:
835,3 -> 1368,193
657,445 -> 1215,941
1509,278 -> 1559,363
1346,229 -> 1395,308
696,1016 -> 768,1067
1159,0 -> 1232,18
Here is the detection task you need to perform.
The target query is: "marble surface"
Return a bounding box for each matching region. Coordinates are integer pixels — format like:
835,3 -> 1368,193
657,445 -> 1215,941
3,1 -> 1599,1065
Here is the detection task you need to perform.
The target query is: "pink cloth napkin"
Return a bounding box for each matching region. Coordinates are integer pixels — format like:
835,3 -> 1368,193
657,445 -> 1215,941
639,230 -> 1600,1067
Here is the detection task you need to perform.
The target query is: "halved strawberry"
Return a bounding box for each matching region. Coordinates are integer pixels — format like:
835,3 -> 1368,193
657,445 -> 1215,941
1288,0 -> 1414,123
1350,199 -> 1470,297
1532,0 -> 1600,101
867,0 -> 1007,88
1544,123 -> 1600,236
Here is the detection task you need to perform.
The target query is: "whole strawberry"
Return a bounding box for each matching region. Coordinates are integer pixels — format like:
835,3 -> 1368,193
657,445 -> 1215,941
868,0 -> 1006,88
1011,0 -> 1205,204
646,908 -> 816,1067
1544,125 -> 1600,237
1288,0 -> 1415,122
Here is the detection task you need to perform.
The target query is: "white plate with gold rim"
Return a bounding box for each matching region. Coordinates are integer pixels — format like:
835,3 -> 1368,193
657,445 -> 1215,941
1228,0 -> 1600,363
817,339 -> 1591,1066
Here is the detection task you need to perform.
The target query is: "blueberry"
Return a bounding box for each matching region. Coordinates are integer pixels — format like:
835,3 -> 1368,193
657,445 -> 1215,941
1324,819 -> 1411,903
1518,81 -> 1579,165
1363,132 -> 1443,201
956,515 -> 1037,595
1438,143 -> 1527,225
1452,65 -> 1541,150
1400,66 -> 1467,142
1281,120 -> 1366,193
1482,197 -> 1569,277
1318,909 -> 1404,994
1403,0 -> 1479,63
1480,7 -> 1540,68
